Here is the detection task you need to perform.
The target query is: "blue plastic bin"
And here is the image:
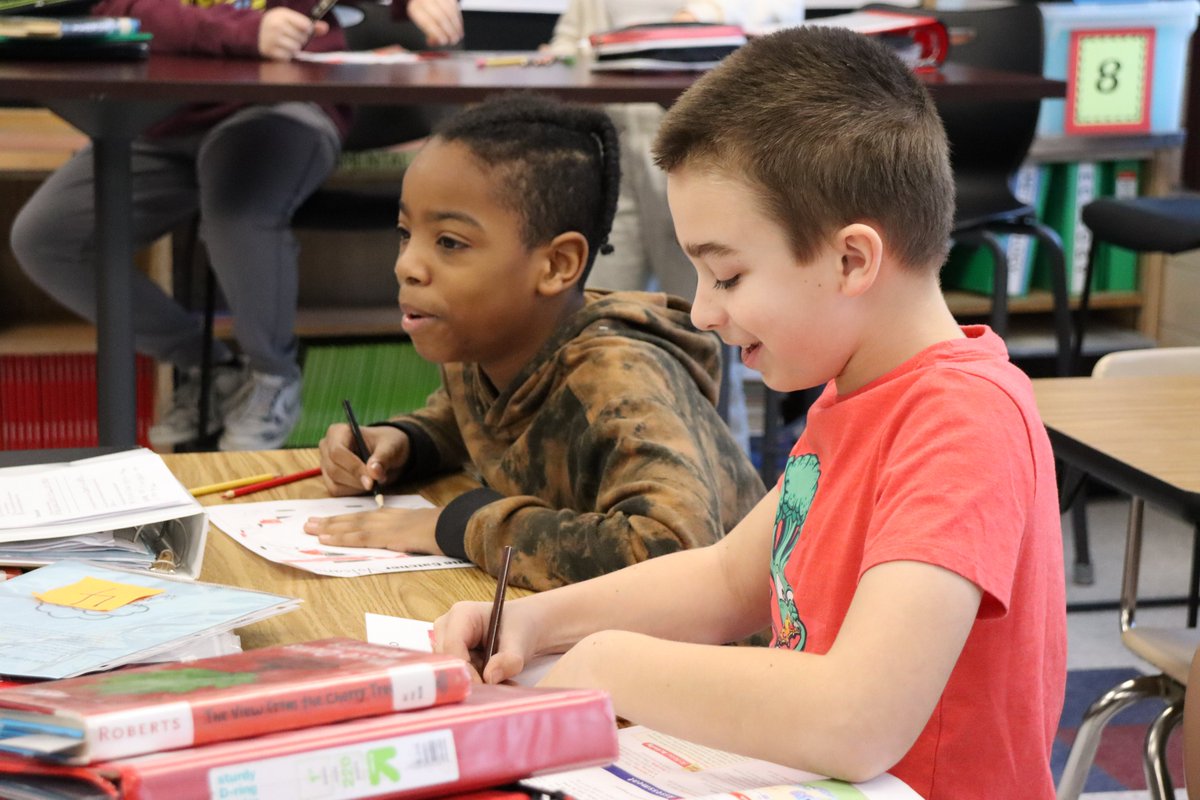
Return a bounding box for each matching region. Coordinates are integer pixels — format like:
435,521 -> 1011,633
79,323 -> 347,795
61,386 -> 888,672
1038,0 -> 1199,136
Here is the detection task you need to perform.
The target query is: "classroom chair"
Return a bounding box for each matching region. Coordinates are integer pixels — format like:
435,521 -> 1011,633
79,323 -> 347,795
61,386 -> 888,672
1055,346 -> 1200,800
1064,195 -> 1200,583
1071,195 -> 1200,374
1186,645 -> 1200,799
867,3 -> 1073,376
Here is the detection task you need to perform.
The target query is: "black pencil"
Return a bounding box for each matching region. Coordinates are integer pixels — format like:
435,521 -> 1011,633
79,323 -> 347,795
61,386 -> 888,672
342,399 -> 384,508
482,545 -> 514,674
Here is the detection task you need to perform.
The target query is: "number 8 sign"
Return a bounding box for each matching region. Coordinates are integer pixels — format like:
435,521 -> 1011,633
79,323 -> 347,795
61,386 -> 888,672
1066,28 -> 1155,135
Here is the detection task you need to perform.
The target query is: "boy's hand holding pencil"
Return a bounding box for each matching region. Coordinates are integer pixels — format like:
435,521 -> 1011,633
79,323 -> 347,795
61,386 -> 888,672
307,408 -> 443,553
316,419 -> 409,499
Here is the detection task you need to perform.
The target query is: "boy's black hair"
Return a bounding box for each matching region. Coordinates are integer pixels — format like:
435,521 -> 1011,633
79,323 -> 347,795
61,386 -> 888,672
432,93 -> 621,283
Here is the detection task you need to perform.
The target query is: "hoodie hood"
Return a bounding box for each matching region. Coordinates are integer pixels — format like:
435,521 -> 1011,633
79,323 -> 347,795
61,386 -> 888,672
460,289 -> 721,434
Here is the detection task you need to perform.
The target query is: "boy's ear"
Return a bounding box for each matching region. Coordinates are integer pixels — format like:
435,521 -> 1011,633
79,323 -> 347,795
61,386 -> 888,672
835,223 -> 884,297
538,231 -> 589,295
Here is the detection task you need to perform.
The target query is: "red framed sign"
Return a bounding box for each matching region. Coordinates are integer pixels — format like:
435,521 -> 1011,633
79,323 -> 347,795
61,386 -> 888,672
1065,27 -> 1155,135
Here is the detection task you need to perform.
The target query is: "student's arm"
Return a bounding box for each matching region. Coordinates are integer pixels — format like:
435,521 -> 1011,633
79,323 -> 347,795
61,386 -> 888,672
435,487 -> 778,671
442,352 -> 763,590
435,493 -> 980,781
377,381 -> 472,483
544,560 -> 980,782
91,0 -> 330,57
396,0 -> 463,46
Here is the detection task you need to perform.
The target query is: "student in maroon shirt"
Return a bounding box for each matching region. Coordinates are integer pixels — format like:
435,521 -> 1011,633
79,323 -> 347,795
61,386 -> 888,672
11,0 -> 349,451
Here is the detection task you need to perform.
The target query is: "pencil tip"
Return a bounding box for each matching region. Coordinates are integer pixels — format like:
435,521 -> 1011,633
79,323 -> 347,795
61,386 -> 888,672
375,493 -> 385,509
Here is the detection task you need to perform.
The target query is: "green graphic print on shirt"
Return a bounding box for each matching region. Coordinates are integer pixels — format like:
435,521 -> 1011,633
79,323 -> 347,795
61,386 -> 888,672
771,453 -> 820,650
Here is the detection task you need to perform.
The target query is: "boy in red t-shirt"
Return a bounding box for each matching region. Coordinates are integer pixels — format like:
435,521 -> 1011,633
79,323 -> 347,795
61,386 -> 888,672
433,25 -> 1066,799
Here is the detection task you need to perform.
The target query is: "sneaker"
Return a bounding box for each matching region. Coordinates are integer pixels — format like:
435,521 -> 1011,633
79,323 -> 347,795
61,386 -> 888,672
218,371 -> 302,451
148,363 -> 245,447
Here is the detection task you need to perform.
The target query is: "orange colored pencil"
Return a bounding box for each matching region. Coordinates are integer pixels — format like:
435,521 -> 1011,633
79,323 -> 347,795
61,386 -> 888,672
221,467 -> 322,499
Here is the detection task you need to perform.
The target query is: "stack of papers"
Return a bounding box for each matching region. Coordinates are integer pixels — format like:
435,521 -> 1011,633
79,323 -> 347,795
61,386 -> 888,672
0,449 -> 208,578
0,560 -> 299,679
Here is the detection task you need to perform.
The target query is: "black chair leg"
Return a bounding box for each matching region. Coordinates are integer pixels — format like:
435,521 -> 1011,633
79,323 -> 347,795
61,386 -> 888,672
1058,462 -> 1094,585
979,230 -> 1010,338
198,265 -> 216,444
1026,220 -> 1071,377
1071,491 -> 1094,585
1189,520 -> 1200,627
1072,238 -> 1101,376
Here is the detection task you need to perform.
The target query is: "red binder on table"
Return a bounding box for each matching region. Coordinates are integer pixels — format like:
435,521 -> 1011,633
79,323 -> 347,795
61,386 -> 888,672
800,10 -> 949,71
0,638 -> 473,764
0,683 -> 618,800
588,22 -> 747,71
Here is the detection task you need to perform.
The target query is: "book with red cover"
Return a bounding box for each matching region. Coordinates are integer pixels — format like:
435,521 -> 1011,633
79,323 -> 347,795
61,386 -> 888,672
799,10 -> 949,71
588,22 -> 746,71
0,638 -> 472,764
0,683 -> 618,800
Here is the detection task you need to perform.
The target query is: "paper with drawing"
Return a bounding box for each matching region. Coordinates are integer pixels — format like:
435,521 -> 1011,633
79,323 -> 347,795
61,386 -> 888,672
207,497 -> 472,577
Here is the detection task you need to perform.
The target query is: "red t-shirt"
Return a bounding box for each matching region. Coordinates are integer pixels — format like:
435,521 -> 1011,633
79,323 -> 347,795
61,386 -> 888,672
769,326 -> 1065,799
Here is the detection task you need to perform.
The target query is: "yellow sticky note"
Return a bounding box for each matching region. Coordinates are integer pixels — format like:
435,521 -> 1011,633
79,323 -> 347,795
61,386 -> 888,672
34,577 -> 164,612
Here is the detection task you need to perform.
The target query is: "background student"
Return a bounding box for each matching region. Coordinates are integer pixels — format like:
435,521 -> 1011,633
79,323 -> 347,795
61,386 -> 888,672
306,94 -> 764,590
432,28 -> 1066,799
10,0 -> 346,451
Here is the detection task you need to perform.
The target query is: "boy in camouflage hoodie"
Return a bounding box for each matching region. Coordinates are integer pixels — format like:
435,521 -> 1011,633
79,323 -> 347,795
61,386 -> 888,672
306,94 -> 764,590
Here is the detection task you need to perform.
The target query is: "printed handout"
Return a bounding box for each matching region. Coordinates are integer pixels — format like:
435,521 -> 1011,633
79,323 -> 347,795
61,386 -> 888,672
207,497 -> 473,577
364,612 -> 559,687
524,726 -> 922,800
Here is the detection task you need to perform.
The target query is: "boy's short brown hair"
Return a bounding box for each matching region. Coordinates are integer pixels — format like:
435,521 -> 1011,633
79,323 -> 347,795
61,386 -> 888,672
653,26 -> 954,272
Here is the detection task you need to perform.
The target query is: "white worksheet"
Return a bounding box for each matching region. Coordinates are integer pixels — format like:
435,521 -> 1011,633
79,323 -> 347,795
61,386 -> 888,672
207,496 -> 473,577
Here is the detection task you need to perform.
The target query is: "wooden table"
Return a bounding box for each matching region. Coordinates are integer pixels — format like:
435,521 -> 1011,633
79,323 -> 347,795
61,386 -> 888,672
162,448 -> 530,650
1033,375 -> 1200,621
0,53 -> 1066,449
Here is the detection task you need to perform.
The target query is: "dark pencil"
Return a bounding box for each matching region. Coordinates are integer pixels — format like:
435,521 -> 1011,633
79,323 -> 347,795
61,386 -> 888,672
482,545 -> 515,673
342,399 -> 385,509
309,0 -> 337,21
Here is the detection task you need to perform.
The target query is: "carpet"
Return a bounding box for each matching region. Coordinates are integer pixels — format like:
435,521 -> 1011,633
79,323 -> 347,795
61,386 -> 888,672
1055,668 -> 1187,793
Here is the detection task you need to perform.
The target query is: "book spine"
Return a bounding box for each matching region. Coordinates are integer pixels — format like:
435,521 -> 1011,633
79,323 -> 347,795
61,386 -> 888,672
56,17 -> 139,37
128,690 -> 617,800
84,661 -> 471,762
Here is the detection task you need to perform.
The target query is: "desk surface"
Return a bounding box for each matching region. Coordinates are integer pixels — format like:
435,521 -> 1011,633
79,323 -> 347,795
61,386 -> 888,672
163,449 -> 529,651
0,54 -> 1065,107
1032,375 -> 1200,520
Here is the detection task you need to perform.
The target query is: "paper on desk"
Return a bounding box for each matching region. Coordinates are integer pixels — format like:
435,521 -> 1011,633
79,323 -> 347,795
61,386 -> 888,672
207,496 -> 473,577
524,726 -> 921,800
294,46 -> 422,64
0,448 -> 196,536
365,612 -> 559,687
0,561 -> 298,679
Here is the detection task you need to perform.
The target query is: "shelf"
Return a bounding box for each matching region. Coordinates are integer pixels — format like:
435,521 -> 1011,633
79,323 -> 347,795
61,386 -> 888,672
1029,132 -> 1188,164
213,306 -> 405,340
945,289 -> 1142,316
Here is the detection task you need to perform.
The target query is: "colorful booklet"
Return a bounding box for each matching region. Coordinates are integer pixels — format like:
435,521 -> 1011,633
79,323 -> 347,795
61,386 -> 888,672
525,725 -> 922,800
588,23 -> 746,71
0,15 -> 137,38
0,638 -> 473,764
0,561 -> 300,680
0,683 -> 618,800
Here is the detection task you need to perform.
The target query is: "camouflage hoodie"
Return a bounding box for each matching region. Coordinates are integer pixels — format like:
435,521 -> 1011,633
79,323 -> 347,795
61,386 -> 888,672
379,289 -> 765,591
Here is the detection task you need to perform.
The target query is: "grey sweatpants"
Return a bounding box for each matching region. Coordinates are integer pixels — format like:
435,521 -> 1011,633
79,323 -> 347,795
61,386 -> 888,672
10,102 -> 342,381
